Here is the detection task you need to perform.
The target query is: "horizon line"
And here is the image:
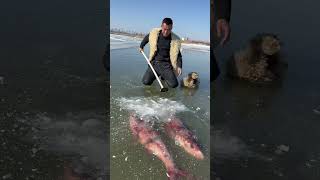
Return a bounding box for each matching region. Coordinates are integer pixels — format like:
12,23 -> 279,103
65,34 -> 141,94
110,27 -> 210,44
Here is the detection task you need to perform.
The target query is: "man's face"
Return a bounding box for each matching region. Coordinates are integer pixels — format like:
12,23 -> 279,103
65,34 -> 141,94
161,23 -> 172,37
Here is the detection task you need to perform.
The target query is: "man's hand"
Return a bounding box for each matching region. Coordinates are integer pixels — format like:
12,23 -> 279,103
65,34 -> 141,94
216,19 -> 231,46
176,67 -> 182,77
139,48 -> 144,53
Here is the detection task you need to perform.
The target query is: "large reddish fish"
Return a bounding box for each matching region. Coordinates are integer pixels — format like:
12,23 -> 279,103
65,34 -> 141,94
164,117 -> 204,160
129,113 -> 193,180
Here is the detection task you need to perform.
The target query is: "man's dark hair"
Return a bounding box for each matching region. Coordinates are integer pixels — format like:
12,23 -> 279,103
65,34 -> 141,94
162,18 -> 173,25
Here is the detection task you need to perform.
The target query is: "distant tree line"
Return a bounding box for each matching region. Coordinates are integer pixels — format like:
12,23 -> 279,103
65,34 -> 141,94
110,28 -> 209,45
110,28 -> 146,38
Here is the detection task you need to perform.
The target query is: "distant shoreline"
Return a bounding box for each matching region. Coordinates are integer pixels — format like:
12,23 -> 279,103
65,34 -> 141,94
110,30 -> 210,46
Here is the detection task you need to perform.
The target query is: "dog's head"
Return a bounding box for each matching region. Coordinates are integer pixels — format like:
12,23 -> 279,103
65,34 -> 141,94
261,35 -> 281,55
188,72 -> 199,80
250,33 -> 281,56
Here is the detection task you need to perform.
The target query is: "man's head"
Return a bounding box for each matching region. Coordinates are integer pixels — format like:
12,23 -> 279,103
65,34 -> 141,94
161,18 -> 173,37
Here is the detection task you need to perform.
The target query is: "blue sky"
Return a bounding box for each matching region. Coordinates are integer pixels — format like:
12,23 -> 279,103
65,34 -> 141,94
110,0 -> 210,41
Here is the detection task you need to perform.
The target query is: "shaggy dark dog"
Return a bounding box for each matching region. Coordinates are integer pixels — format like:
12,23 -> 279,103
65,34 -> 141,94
226,33 -> 288,82
181,72 -> 200,88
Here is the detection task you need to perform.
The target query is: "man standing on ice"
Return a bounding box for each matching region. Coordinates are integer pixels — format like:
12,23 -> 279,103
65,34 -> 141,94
139,17 -> 182,88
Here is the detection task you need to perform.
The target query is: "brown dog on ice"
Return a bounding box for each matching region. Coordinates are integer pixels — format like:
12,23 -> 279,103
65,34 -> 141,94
181,72 -> 200,88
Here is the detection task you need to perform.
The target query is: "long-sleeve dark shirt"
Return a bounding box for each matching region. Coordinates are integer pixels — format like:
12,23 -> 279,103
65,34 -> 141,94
213,0 -> 232,22
140,32 -> 182,68
210,0 -> 232,81
211,0 -> 232,48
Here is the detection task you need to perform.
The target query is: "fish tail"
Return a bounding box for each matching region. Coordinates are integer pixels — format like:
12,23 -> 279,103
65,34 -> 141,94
167,168 -> 195,180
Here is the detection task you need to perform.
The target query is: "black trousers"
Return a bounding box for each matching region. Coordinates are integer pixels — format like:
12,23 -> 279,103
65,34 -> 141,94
142,61 -> 178,88
102,51 -> 109,72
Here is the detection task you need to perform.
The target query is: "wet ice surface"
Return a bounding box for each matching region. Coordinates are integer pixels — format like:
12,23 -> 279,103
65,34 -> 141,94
1,111 -> 108,179
110,35 -> 210,179
0,65 -> 109,178
212,130 -> 251,160
26,112 -> 108,178
0,58 -> 109,179
211,0 -> 320,179
0,0 -> 107,177
212,73 -> 320,180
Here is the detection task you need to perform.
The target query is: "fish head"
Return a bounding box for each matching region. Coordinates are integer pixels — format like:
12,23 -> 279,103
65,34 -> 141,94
129,113 -> 142,135
129,114 -> 138,127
